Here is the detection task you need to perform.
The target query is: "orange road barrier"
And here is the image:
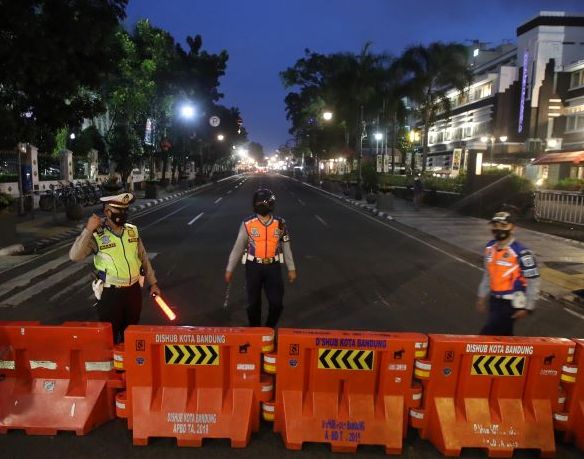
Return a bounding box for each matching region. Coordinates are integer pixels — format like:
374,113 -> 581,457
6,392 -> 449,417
0,321 -> 122,435
410,335 -> 575,457
556,339 -> 584,451
115,325 -> 274,447
270,328 -> 427,454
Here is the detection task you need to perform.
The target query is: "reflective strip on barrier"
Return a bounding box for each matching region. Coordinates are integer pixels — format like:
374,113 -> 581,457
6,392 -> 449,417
410,409 -> 424,420
85,361 -> 114,372
412,392 -> 422,401
261,384 -> 274,393
567,346 -> 575,363
263,354 -> 276,374
262,334 -> 274,352
0,360 -> 15,370
116,400 -> 126,410
558,396 -> 566,404
114,354 -> 124,361
554,413 -> 569,422
415,341 -> 428,358
561,365 -> 578,383
414,360 -> 431,378
30,360 -> 57,370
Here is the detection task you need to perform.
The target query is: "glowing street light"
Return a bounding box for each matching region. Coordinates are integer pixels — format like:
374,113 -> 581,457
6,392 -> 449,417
374,132 -> 383,141
69,133 -> 76,140
217,134 -> 225,141
499,136 -> 508,143
322,111 -> 333,121
180,103 -> 196,120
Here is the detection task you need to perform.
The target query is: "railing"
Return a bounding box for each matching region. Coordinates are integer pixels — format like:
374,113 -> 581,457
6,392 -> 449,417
0,150 -> 19,183
534,190 -> 584,225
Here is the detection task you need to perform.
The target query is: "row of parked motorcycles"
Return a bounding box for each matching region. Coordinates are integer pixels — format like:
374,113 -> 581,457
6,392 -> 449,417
39,181 -> 104,211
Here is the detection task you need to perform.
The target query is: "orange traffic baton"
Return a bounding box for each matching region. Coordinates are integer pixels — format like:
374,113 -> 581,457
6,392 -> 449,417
556,338 -> 583,451
269,328 -> 427,454
0,321 -> 122,435
410,334 -> 575,457
115,325 -> 274,447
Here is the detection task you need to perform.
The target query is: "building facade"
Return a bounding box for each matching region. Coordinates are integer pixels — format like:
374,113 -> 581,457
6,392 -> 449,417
420,11 -> 584,185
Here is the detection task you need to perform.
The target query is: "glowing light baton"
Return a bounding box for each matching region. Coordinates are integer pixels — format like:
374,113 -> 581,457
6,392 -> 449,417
152,293 -> 176,321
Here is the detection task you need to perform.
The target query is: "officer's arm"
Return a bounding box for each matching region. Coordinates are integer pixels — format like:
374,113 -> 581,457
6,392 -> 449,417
69,228 -> 98,262
226,224 -> 248,273
519,250 -> 540,311
137,239 -> 158,286
477,249 -> 490,299
280,220 -> 296,272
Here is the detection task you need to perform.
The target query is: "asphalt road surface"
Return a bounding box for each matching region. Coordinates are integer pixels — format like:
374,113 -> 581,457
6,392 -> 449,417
1,173 -> 582,458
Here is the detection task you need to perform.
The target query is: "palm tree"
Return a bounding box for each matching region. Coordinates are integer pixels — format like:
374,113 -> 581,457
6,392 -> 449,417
397,42 -> 473,172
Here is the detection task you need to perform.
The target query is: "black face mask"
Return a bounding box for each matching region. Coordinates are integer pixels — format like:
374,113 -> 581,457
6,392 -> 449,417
255,203 -> 271,216
492,229 -> 511,241
109,211 -> 128,226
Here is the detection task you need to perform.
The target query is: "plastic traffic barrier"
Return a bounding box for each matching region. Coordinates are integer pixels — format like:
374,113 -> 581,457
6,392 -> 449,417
115,325 -> 274,447
270,328 -> 427,454
410,335 -> 575,457
0,321 -> 122,435
556,339 -> 584,451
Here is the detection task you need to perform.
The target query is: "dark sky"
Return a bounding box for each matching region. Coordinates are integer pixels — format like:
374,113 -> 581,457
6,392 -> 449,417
126,0 -> 583,153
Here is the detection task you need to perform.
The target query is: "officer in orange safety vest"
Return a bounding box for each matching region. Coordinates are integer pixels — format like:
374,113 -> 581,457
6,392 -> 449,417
476,211 -> 540,335
225,187 -> 296,327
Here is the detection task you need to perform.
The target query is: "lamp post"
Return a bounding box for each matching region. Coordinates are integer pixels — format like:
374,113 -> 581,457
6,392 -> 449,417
217,134 -> 225,142
374,132 -> 383,155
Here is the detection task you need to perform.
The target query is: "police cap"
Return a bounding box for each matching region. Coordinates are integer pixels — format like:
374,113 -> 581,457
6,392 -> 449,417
100,193 -> 134,209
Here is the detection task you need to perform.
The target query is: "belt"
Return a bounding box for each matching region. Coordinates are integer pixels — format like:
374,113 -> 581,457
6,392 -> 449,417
491,293 -> 515,300
246,254 -> 281,264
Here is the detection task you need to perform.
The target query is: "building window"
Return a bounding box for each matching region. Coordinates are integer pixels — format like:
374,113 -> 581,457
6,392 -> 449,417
566,114 -> 584,132
570,70 -> 584,89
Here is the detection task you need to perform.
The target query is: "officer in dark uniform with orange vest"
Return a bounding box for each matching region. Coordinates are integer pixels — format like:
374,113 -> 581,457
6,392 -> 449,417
476,211 -> 540,336
225,187 -> 296,327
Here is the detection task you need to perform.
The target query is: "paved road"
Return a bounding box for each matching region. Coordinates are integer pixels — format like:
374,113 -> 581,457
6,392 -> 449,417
1,173 -> 582,458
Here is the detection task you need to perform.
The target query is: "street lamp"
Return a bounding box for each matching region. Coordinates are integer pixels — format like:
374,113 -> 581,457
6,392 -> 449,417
480,135 -> 507,168
374,132 -> 383,155
217,134 -> 225,141
322,111 -> 333,121
180,103 -> 196,120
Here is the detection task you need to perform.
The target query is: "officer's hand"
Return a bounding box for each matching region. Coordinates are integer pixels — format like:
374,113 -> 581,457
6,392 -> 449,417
86,213 -> 102,233
476,297 -> 488,313
150,284 -> 161,297
288,270 -> 297,284
512,309 -> 529,320
225,271 -> 233,284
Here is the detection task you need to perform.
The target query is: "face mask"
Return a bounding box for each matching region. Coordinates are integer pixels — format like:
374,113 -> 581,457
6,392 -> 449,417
255,203 -> 271,216
109,211 -> 128,226
492,229 -> 511,241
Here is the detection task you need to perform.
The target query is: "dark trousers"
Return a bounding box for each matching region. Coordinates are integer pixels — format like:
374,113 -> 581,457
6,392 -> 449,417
480,297 -> 515,336
245,262 -> 284,328
96,283 -> 142,344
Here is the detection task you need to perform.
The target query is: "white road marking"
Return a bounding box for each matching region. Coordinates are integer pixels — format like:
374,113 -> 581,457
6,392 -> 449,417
302,181 -> 480,271
214,197 -> 223,204
2,262 -> 88,307
188,212 -> 205,226
142,203 -> 192,229
298,199 -> 306,206
315,214 -> 329,228
564,307 -> 584,321
48,274 -> 92,302
0,255 -> 70,297
227,190 -> 233,194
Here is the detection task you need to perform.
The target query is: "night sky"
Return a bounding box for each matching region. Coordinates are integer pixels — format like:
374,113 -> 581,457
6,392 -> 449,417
126,0 -> 583,153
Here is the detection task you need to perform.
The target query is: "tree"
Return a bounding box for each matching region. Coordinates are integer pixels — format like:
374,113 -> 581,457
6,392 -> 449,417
397,42 -> 473,171
0,0 -> 127,150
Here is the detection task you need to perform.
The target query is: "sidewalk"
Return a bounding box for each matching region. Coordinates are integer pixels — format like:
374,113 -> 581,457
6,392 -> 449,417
332,190 -> 584,308
0,185 -> 210,259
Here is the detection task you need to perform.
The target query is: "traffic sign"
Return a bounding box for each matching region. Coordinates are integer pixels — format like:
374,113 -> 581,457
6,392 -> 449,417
209,116 -> 221,127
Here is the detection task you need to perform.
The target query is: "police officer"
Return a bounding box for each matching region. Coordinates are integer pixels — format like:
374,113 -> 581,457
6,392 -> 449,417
476,211 -> 540,336
225,187 -> 296,327
69,193 -> 161,343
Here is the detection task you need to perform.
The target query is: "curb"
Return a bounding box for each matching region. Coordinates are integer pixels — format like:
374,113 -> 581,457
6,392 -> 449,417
1,183 -> 217,255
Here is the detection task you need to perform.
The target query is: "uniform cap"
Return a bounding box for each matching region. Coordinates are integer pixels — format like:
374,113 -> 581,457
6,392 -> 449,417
100,193 -> 134,209
490,211 -> 514,225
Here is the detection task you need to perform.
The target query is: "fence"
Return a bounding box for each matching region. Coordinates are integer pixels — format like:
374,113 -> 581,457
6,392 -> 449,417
38,153 -> 61,181
0,150 -> 19,183
534,190 -> 584,226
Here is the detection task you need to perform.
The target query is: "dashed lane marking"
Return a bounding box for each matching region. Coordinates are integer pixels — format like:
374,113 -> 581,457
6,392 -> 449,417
315,214 -> 329,228
214,197 -> 223,204
188,212 -> 205,226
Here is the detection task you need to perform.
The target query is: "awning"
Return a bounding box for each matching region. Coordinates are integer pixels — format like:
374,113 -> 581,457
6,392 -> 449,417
532,151 -> 584,165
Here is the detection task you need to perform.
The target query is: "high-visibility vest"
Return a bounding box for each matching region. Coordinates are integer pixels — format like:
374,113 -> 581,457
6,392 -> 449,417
243,215 -> 287,259
93,224 -> 142,286
484,240 -> 538,295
